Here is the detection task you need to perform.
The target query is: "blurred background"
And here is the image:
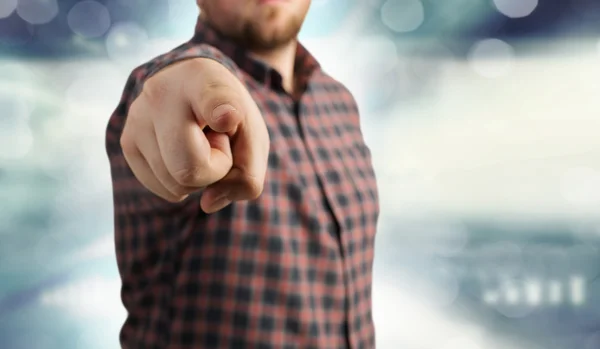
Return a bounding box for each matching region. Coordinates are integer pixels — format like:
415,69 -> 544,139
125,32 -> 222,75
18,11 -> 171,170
1,0 -> 600,348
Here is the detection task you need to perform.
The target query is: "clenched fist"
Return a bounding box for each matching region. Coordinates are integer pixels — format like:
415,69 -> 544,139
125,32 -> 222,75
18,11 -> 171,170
120,58 -> 270,213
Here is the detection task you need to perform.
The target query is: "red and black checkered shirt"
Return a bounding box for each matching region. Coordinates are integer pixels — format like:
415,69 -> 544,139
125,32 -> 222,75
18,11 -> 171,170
106,18 -> 379,349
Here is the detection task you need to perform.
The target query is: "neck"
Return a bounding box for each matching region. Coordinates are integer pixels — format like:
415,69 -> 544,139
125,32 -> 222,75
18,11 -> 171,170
250,41 -> 297,93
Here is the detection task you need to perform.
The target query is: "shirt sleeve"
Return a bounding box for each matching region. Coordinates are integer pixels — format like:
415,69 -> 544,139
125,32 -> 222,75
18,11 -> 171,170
105,42 -> 240,215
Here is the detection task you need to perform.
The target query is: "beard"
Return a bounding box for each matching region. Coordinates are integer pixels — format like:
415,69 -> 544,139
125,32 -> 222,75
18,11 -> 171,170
240,7 -> 304,51
200,3 -> 307,51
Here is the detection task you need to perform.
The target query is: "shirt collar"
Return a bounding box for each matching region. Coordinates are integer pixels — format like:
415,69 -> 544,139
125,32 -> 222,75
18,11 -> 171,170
191,17 -> 320,93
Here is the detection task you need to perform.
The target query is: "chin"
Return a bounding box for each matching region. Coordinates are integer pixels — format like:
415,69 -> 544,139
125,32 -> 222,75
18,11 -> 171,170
259,13 -> 293,30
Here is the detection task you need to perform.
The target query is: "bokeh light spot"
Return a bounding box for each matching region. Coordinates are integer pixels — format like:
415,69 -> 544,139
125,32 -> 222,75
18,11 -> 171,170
468,38 -> 515,78
0,0 -> 17,18
64,64 -> 123,123
381,0 -> 425,33
105,22 -> 149,62
493,0 -> 538,18
494,278 -> 535,318
67,0 -> 111,38
418,264 -> 461,307
16,0 -> 59,25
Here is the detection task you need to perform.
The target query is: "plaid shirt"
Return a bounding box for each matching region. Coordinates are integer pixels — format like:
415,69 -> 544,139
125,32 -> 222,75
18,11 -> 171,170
106,18 -> 379,349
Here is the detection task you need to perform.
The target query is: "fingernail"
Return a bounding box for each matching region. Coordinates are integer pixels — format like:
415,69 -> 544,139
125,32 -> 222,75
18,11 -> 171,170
211,188 -> 230,204
211,194 -> 231,211
212,104 -> 236,121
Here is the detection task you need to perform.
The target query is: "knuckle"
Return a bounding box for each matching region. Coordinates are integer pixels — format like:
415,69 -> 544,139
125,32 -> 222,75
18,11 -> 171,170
127,98 -> 143,118
124,100 -> 145,132
119,132 -> 136,155
147,161 -> 192,198
243,174 -> 264,199
166,183 -> 191,198
142,74 -> 171,103
163,194 -> 188,203
120,106 -> 145,154
172,165 -> 206,186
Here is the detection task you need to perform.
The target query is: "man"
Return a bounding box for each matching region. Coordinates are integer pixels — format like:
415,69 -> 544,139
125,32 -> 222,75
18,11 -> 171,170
105,0 -> 379,348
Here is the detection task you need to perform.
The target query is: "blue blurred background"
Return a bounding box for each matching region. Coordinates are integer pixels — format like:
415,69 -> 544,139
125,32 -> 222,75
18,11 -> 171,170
1,0 -> 600,348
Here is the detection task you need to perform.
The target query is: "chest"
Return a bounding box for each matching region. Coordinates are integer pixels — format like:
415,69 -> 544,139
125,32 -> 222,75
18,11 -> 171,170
247,79 -> 380,237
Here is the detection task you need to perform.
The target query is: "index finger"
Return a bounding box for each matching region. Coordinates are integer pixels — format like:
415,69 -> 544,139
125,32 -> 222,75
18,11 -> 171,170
142,88 -> 232,187
184,58 -> 246,134
202,91 -> 270,206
